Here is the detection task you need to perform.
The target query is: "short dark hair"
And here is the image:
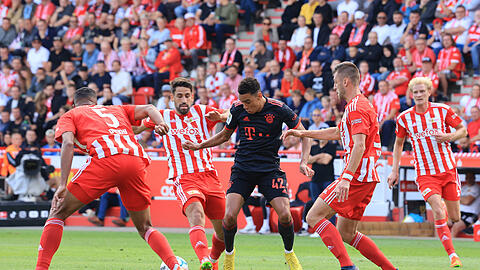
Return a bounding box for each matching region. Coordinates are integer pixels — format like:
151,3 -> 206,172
410,10 -> 421,16
393,11 -> 403,16
333,61 -> 360,87
74,87 -> 96,105
170,77 -> 193,93
238,77 -> 260,95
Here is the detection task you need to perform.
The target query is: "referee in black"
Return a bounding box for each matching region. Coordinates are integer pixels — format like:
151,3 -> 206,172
183,77 -> 313,270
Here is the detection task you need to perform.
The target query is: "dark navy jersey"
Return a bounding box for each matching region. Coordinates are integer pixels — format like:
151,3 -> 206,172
225,97 -> 300,172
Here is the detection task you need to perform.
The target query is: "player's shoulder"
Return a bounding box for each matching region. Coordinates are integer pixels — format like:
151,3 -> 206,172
230,100 -> 244,114
397,107 -> 414,120
266,98 -> 284,107
350,95 -> 374,112
430,102 -> 452,111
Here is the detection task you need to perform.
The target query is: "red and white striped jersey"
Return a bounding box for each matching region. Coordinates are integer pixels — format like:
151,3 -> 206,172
468,23 -> 480,43
338,94 -> 381,183
218,94 -> 237,110
396,102 -> 462,176
359,73 -> 375,97
372,91 -> 400,122
145,104 -> 221,179
55,105 -> 150,163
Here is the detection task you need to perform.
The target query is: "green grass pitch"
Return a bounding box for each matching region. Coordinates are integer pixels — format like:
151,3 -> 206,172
1,229 -> 479,269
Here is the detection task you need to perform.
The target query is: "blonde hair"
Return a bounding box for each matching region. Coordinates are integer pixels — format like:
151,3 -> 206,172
408,77 -> 432,93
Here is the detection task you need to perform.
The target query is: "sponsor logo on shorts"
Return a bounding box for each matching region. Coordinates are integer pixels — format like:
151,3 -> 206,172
187,190 -> 201,195
422,188 -> 432,197
351,119 -> 362,125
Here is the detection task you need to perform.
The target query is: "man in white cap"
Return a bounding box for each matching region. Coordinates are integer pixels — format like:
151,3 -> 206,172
341,10 -> 372,47
182,12 -> 208,70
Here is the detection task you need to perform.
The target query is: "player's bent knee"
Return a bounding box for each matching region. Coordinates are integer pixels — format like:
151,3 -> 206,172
338,229 -> 355,244
277,211 -> 292,224
187,208 -> 206,225
223,213 -> 237,227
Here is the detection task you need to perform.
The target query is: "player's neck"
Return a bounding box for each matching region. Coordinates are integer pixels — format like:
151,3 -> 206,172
415,102 -> 429,113
344,89 -> 360,103
255,96 -> 267,113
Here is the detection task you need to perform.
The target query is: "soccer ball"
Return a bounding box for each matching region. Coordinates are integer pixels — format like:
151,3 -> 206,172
160,256 -> 188,270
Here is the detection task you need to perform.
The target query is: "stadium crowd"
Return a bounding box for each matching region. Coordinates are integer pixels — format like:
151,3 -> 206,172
0,0 -> 478,198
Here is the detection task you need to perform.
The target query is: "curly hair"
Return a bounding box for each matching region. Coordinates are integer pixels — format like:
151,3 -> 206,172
238,77 -> 260,95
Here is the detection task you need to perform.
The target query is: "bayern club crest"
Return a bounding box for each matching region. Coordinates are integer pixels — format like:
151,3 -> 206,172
265,113 -> 275,124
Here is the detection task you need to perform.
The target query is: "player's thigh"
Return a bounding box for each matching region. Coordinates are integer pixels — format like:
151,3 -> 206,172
269,196 -> 292,222
305,197 -> 336,226
185,200 -> 207,227
50,190 -> 86,220
426,194 -> 446,220
258,170 -> 289,202
444,199 -> 460,222
336,216 -> 359,243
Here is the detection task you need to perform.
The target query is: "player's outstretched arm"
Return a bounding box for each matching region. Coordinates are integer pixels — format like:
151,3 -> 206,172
296,123 -> 315,177
387,136 -> 406,189
182,127 -> 235,151
281,127 -> 341,141
133,105 -> 169,135
205,109 -> 230,123
52,132 -> 75,212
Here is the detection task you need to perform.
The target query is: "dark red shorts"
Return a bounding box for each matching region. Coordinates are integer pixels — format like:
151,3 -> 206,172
416,168 -> 461,201
173,170 -> 225,220
67,154 -> 151,211
320,179 -> 377,221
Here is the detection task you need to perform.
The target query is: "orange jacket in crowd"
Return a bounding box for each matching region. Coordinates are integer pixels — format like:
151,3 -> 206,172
280,77 -> 305,97
155,46 -> 183,81
1,145 -> 20,177
182,24 -> 207,50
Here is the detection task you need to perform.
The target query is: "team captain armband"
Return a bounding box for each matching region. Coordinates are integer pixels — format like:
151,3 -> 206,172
342,170 -> 354,182
142,118 -> 156,129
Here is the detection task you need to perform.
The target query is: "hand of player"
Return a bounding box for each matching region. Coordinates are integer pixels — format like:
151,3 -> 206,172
51,185 -> 67,212
387,171 -> 399,189
280,129 -> 301,141
182,140 -> 201,151
334,179 -> 350,202
300,162 -> 315,177
205,110 -> 222,122
154,123 -> 169,136
433,131 -> 452,143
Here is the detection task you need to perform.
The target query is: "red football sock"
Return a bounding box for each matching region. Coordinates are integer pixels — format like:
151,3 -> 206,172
36,218 -> 65,270
314,219 -> 353,267
349,232 -> 396,270
144,228 -> 179,269
189,225 -> 210,262
435,219 -> 455,256
210,233 -> 225,261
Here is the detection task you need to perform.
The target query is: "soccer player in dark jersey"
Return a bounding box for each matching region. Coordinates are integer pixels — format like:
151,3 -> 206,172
183,77 -> 314,270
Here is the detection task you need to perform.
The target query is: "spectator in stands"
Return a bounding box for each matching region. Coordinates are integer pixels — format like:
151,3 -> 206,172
247,40 -> 273,73
27,37 -> 49,74
88,189 -> 130,227
0,64 -> 19,96
299,88 -> 321,125
0,110 -> 10,134
91,61 -> 111,90
98,86 -> 122,106
0,132 -> 22,200
214,0 -> 238,51
368,0 -> 399,25
134,38 -> 158,89
373,80 -> 400,149
436,34 -> 462,99
20,19 -> 38,48
118,38 -> 136,73
263,60 -> 283,97
332,11 -> 351,47
5,86 -> 27,116
337,0 -> 358,22
181,13 -> 207,71
22,129 -> 39,148
401,10 -> 428,43
371,11 -> 390,45
289,15 -> 309,52
300,0 -> 319,26
314,0 -> 333,26
358,60 -> 375,97
114,19 -> 133,48
255,17 -> 279,51
398,33 -> 416,66
343,10 -> 372,48
310,13 -> 330,48
278,0 -> 302,40
464,10 -> 480,77
36,19 -> 55,49
307,137 -> 335,197
196,0 -> 214,42
224,65 -> 242,95
82,39 -> 99,71
452,172 -> 480,237
175,0 -> 200,20
7,0 -> 23,27
287,89 -> 305,116
303,60 -> 332,97
154,38 -> 182,83
388,11 -> 406,50
428,18 -> 444,55
360,31 -> 382,73
468,106 -> 480,148
155,84 -> 174,110
70,41 -> 84,68
387,57 -> 411,98
7,107 -> 29,135
97,40 -> 119,72
46,36 -> 71,78
412,56 -> 439,95
407,38 -> 436,73
453,137 -> 471,153
279,68 -> 304,99
375,44 -> 394,81
22,0 -> 37,21
63,16 -> 84,47
0,18 -> 16,47
459,84 -> 480,121
322,33 -> 346,64
274,39 -> 296,71
444,5 -> 472,50
195,86 -> 218,107
293,36 -> 317,84
72,66 -> 90,89
218,84 -> 237,110
58,61 -> 77,86
309,108 -> 329,130
149,17 -> 171,48
219,38 -> 244,73
206,62 -> 226,97
110,60 -> 132,103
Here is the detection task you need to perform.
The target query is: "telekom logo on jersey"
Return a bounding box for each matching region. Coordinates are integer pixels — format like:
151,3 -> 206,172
170,127 -> 200,136
413,128 -> 441,140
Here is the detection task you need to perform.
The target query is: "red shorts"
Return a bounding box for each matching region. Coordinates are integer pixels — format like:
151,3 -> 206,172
173,170 -> 225,220
416,168 -> 461,201
320,179 -> 377,221
67,154 -> 151,211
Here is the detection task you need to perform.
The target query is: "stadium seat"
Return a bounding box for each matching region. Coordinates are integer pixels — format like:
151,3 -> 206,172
133,87 -> 155,105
